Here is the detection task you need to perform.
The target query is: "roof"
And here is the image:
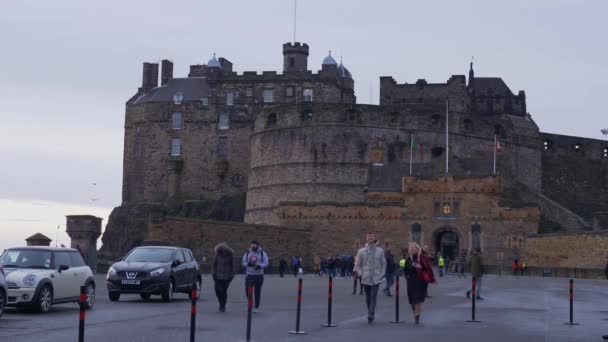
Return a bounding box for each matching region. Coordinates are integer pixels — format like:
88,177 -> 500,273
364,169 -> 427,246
338,61 -> 352,79
322,51 -> 337,65
473,77 -> 513,96
25,233 -> 52,241
6,246 -> 78,252
207,53 -> 222,68
133,77 -> 210,105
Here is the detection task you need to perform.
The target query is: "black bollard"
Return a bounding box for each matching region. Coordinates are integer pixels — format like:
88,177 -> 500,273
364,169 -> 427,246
564,279 -> 579,325
466,277 -> 481,323
390,276 -> 404,323
288,278 -> 307,334
190,282 -> 197,342
321,276 -> 337,327
79,285 -> 86,342
246,283 -> 253,341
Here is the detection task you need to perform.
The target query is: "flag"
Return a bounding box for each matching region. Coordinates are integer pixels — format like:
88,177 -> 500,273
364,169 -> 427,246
495,139 -> 502,152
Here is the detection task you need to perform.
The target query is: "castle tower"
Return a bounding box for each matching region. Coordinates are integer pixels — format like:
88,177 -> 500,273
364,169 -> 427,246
66,215 -> 102,271
283,42 -> 309,73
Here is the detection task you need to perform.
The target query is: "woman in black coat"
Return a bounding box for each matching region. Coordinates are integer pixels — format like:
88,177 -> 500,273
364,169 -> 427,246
212,242 -> 235,312
404,242 -> 435,324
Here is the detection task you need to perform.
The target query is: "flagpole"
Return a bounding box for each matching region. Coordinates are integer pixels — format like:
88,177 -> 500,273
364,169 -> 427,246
409,135 -> 414,175
445,100 -> 449,174
493,134 -> 497,175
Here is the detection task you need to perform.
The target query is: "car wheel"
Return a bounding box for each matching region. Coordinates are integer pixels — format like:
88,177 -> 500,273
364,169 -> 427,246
84,283 -> 95,309
139,293 -> 151,300
188,279 -> 201,300
36,285 -> 53,313
0,289 -> 5,318
161,280 -> 174,302
108,292 -> 120,302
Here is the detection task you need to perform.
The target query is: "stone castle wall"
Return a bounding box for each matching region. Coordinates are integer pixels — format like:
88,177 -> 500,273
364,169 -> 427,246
524,232 -> 608,269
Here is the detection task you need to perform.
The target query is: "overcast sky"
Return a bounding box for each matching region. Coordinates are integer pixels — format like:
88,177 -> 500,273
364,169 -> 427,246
1,0 -> 607,251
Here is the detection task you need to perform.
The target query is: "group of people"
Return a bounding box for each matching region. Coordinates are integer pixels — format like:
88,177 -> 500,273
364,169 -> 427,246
313,255 -> 356,278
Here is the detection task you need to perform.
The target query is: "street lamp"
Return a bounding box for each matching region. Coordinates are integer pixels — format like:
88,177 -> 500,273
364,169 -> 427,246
602,129 -> 608,140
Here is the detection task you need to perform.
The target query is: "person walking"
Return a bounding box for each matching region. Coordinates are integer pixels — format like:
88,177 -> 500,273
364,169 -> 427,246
466,248 -> 484,300
383,249 -> 396,296
404,242 -> 435,324
278,257 -> 287,278
212,242 -> 235,312
458,253 -> 466,278
354,232 -> 386,323
512,259 -> 519,277
314,255 -> 321,276
438,254 -> 445,277
242,240 -> 269,313
291,256 -> 301,277
352,254 -> 363,295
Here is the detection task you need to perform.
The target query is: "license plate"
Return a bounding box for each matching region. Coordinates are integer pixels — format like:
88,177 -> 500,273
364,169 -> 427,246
121,280 -> 141,285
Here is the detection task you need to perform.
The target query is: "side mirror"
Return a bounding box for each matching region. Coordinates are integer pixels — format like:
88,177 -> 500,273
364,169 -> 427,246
172,260 -> 182,268
58,264 -> 70,273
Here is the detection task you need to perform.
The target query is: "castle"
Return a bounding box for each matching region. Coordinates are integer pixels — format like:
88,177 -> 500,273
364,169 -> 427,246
99,41 -> 608,272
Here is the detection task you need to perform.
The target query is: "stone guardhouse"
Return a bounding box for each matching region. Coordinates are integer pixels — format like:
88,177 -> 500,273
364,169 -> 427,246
279,175 -> 540,265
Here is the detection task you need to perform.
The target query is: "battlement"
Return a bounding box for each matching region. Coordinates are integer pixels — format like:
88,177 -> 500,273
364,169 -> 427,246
380,75 -> 468,112
401,176 -> 504,194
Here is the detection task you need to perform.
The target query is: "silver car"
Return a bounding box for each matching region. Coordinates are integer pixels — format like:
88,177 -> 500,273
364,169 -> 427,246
0,263 -> 7,319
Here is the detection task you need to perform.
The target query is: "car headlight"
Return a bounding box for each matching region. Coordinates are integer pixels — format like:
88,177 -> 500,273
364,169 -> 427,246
22,274 -> 38,287
107,267 -> 117,279
150,268 -> 166,277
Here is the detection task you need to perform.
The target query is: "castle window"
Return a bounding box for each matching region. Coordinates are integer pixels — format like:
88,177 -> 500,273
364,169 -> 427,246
574,143 -> 582,152
263,89 -> 274,103
246,87 -> 253,97
231,174 -> 243,187
170,138 -> 181,156
462,118 -> 473,131
303,88 -> 313,102
266,113 -> 277,128
411,223 -> 421,244
226,92 -> 234,106
289,57 -> 295,68
173,92 -> 183,105
201,97 -> 209,106
431,114 -> 440,126
471,223 -> 481,250
301,112 -> 313,122
217,136 -> 228,157
286,86 -> 294,97
543,139 -> 553,150
431,146 -> 445,158
603,147 -> 608,158
171,112 -> 182,130
218,113 -> 229,130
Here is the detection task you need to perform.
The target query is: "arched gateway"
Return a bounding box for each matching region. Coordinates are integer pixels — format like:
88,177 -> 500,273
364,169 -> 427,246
433,227 -> 460,260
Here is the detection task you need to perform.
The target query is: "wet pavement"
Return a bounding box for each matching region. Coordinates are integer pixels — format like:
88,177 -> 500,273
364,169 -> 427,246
0,272 -> 607,341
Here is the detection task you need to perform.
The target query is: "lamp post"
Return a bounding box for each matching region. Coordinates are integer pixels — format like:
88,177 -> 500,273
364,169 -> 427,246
601,129 -> 608,141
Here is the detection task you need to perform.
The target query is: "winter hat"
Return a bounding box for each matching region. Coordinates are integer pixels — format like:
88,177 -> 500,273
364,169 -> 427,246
250,240 -> 260,247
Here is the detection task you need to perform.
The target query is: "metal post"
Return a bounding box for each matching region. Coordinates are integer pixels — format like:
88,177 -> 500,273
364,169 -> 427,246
190,283 -> 197,342
246,283 -> 253,341
322,276 -> 337,327
467,277 -> 481,323
564,279 -> 579,325
390,276 -> 404,323
288,278 -> 307,334
79,285 -> 86,342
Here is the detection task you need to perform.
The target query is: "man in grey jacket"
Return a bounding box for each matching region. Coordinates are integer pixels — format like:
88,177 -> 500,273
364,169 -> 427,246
354,232 -> 386,323
242,240 -> 268,313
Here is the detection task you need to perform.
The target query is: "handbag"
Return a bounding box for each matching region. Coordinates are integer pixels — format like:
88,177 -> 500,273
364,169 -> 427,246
418,269 -> 433,283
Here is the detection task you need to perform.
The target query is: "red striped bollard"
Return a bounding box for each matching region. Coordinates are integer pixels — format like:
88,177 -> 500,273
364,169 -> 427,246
190,282 -> 197,342
288,278 -> 307,334
321,276 -> 337,327
564,279 -> 579,325
246,283 -> 253,341
390,276 -> 404,323
79,285 -> 86,342
466,277 -> 481,323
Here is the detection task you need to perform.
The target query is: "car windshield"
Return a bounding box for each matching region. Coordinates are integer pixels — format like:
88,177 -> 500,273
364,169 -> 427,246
0,249 -> 52,269
123,248 -> 174,263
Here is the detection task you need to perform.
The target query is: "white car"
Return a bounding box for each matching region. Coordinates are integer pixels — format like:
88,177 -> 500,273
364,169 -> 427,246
0,247 -> 96,313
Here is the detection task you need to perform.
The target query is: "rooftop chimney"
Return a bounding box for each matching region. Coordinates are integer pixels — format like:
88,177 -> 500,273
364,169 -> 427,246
161,60 -> 173,86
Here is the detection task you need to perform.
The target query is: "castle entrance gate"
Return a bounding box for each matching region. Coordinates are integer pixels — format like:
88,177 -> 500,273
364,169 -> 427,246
433,227 -> 459,261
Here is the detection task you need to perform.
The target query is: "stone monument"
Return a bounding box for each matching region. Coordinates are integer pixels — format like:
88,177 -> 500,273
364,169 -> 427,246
66,215 -> 102,271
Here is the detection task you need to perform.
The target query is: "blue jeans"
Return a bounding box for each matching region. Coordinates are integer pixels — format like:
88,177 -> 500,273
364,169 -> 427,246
384,274 -> 395,292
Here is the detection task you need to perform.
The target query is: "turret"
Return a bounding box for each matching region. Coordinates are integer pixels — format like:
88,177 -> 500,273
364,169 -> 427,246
283,42 -> 309,73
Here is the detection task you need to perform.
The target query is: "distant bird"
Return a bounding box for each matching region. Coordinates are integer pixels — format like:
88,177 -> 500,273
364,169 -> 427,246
89,198 -> 100,202
91,183 -> 97,186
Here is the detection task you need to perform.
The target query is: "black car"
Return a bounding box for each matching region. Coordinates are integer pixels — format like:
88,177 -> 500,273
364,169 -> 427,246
106,246 -> 201,302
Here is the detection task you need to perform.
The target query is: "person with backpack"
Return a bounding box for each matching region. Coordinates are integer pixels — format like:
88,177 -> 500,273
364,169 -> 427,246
291,256 -> 301,277
212,242 -> 235,312
242,240 -> 269,313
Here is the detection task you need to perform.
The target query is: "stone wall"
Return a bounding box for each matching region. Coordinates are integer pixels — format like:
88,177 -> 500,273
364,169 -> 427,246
540,133 -> 608,221
147,217 -> 311,270
524,232 -> 608,269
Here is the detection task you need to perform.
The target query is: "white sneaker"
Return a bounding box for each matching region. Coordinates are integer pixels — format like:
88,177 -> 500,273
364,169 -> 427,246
253,308 -> 261,313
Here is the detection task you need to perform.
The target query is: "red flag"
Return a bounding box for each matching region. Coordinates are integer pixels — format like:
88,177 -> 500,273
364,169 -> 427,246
495,139 -> 502,152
